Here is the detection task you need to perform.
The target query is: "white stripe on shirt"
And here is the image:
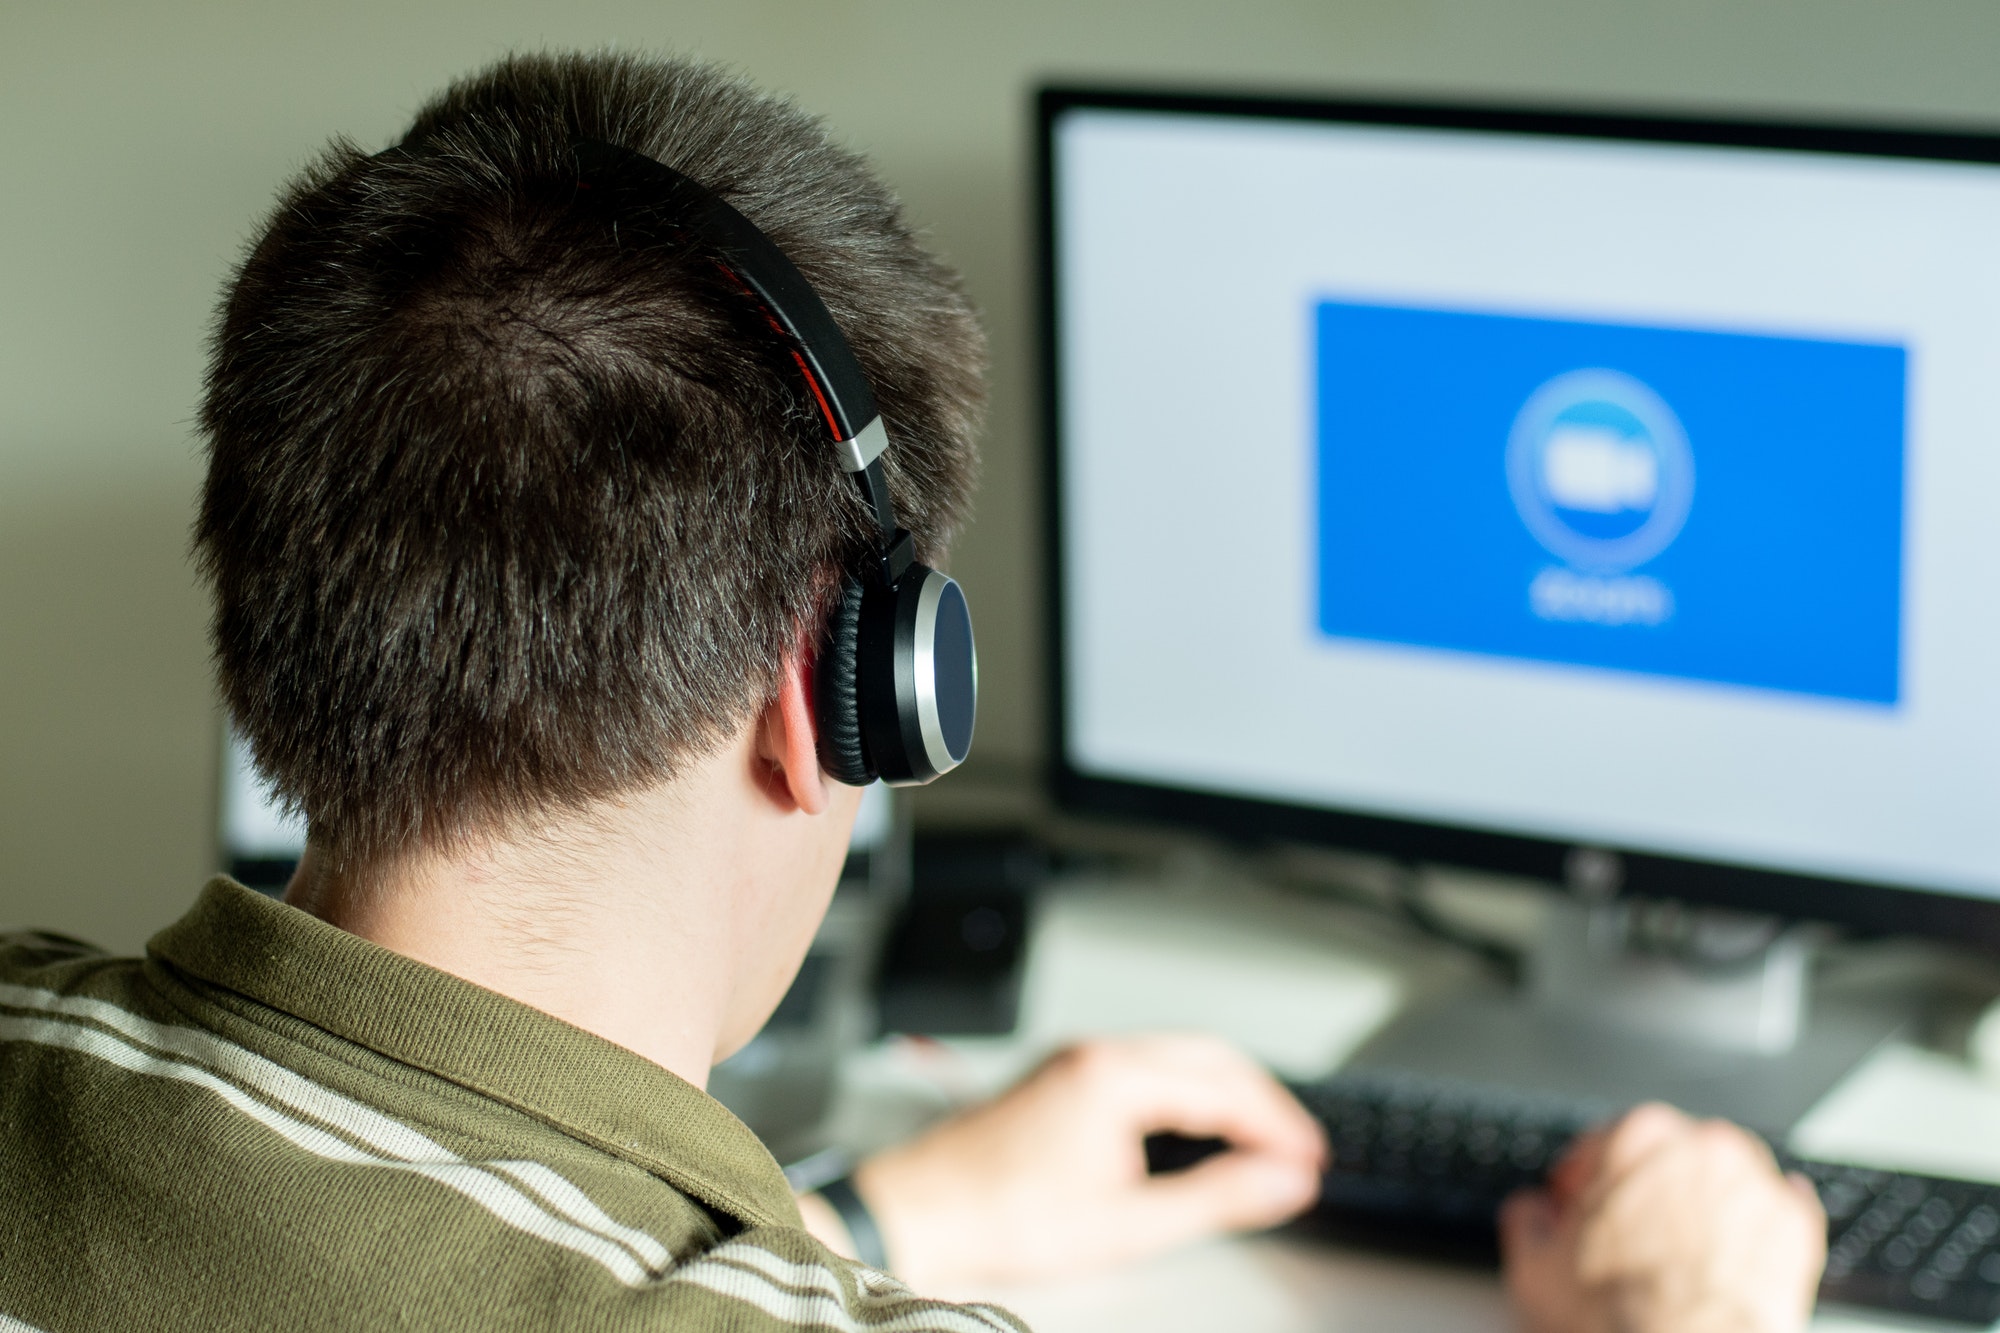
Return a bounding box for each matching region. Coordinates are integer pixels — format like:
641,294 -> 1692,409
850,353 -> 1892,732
0,982 -> 1012,1328
0,994 -> 665,1285
697,1242 -> 1021,1333
681,1260 -> 1021,1333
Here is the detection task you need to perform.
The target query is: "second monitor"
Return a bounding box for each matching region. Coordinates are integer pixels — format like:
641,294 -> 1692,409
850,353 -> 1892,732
1041,88 -> 2000,948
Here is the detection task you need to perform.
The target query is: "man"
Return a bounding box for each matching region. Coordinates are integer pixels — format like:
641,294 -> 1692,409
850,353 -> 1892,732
0,51 -> 1823,1331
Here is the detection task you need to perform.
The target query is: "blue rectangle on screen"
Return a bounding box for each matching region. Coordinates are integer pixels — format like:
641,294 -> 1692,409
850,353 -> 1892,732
1315,300 -> 1906,704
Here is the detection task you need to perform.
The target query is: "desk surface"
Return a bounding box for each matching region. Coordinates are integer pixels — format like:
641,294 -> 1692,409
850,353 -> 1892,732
825,873 -> 2000,1333
987,1234 -> 1507,1333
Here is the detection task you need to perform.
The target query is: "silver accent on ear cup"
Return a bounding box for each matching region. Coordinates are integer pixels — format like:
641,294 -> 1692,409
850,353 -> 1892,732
835,417 -> 890,473
911,568 -> 974,779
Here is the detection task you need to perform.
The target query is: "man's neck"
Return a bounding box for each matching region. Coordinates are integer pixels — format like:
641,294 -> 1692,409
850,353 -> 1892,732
283,784 -> 739,1091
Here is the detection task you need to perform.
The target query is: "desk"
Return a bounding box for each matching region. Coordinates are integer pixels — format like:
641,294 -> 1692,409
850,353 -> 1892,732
821,871 -> 2000,1331
986,1234 -> 1507,1333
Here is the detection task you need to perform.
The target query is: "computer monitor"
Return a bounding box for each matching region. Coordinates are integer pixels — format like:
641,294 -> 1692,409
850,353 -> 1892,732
219,729 -> 308,890
1039,89 -> 2000,949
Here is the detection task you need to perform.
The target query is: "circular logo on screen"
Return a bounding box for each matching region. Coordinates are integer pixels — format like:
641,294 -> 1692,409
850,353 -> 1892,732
1505,369 -> 1694,572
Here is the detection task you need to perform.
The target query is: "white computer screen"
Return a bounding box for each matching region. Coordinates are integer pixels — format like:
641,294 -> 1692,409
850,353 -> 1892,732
1052,104 -> 2000,899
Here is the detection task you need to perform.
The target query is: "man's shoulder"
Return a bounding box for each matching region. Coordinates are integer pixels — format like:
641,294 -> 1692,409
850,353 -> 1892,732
0,925 -> 197,1045
0,916 -> 1028,1331
0,926 -> 112,979
0,926 -> 156,1035
0,926 -> 686,1325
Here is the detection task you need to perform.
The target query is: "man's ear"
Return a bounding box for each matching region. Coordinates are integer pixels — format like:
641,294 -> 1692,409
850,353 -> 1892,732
756,641 -> 833,816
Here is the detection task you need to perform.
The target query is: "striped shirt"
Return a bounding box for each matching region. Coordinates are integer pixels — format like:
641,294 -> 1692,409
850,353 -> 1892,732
0,878 -> 1027,1332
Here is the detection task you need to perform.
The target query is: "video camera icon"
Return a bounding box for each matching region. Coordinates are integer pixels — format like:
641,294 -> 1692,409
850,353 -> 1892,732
1506,369 -> 1694,574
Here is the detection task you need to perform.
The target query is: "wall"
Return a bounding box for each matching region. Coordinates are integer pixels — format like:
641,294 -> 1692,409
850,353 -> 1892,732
4,0 -> 1999,950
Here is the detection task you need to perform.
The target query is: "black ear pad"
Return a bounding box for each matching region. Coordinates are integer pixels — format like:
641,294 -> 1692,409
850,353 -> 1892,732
814,576 -> 875,785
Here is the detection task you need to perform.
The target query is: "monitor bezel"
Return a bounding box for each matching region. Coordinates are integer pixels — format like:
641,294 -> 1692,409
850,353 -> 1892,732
1036,85 -> 2000,948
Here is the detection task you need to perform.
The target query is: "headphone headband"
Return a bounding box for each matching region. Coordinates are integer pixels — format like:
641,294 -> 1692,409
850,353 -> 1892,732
568,141 -> 902,552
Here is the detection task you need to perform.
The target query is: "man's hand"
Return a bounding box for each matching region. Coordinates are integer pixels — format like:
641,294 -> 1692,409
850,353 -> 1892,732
1501,1103 -> 1827,1333
841,1034 -> 1325,1291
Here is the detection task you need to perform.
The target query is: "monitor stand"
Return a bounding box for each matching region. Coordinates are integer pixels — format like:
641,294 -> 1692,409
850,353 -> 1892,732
1348,894 -> 1907,1134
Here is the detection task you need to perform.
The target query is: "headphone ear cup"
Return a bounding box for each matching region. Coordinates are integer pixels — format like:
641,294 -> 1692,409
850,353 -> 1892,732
814,576 -> 875,785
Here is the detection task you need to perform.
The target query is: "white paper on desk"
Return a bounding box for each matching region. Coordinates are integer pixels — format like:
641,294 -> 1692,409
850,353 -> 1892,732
1790,1043 -> 2000,1184
1014,884 -> 1404,1077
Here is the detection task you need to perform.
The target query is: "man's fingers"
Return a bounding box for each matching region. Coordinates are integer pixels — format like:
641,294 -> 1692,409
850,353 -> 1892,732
1499,1187 -> 1559,1254
1501,1107 -> 1827,1333
1126,1148 -> 1322,1252
1547,1103 -> 1684,1207
1499,1188 -> 1582,1333
1057,1035 -> 1327,1166
1548,1128 -> 1608,1205
1596,1102 -> 1693,1180
1578,1114 -> 1821,1289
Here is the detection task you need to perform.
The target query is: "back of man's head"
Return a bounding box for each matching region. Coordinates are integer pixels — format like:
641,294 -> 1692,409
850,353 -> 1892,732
197,52 -> 985,867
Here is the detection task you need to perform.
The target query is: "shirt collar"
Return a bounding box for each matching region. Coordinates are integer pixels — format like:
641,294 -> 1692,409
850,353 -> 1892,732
149,876 -> 800,1230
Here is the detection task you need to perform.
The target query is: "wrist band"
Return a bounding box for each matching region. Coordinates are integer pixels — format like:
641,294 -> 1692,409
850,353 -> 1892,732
817,1173 -> 889,1271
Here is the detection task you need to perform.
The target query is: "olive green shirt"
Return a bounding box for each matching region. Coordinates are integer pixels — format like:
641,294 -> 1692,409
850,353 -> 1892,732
0,878 -> 1025,1332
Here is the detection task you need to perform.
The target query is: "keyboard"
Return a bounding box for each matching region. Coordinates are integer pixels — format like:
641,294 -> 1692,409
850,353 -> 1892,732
1145,1069 -> 2000,1327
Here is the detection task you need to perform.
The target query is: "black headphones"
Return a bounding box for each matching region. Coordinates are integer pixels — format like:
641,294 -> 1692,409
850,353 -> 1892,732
565,140 -> 976,786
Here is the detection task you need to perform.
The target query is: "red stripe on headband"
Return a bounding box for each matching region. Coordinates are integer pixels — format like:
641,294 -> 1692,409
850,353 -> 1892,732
789,348 -> 844,439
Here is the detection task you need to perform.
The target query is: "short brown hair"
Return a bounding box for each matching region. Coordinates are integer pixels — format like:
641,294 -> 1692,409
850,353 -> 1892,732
196,52 -> 985,863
